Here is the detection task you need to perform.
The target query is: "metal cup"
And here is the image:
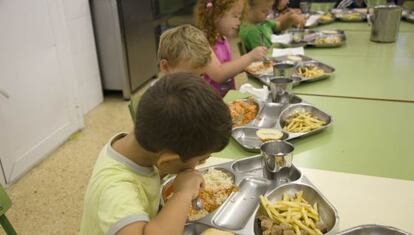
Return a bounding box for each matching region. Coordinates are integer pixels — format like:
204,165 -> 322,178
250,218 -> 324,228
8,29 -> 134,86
273,61 -> 295,78
300,1 -> 311,14
269,77 -> 293,103
260,140 -> 294,180
290,29 -> 305,43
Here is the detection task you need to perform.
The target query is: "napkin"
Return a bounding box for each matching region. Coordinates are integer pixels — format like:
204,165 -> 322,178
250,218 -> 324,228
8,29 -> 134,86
305,14 -> 321,27
272,47 -> 305,57
239,84 -> 269,102
271,34 -> 293,44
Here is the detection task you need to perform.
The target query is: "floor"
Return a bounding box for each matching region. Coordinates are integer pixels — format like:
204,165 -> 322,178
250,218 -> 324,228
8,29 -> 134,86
4,94 -> 134,235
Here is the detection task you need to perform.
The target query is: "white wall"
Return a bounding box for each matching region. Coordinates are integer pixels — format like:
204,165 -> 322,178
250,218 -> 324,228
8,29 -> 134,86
63,0 -> 103,114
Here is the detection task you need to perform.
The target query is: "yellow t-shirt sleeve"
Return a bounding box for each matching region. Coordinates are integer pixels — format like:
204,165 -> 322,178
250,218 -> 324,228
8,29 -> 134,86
98,180 -> 151,235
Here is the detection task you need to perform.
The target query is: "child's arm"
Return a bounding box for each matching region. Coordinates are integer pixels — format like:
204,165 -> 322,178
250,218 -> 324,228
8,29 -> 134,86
117,170 -> 204,235
275,12 -> 305,31
205,46 -> 268,83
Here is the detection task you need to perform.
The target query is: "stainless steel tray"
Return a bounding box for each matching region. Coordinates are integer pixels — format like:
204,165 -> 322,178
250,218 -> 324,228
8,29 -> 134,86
306,29 -> 347,48
337,224 -> 412,235
404,11 -> 414,23
334,10 -> 367,22
231,99 -> 333,152
168,155 -> 340,234
318,13 -> 335,24
247,55 -> 335,86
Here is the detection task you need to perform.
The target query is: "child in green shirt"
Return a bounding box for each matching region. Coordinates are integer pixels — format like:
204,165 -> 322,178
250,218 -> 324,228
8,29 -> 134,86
240,0 -> 305,52
80,73 -> 232,235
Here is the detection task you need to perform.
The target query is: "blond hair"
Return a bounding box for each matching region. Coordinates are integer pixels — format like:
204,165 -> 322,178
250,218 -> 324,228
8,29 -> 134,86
158,24 -> 211,69
195,0 -> 246,46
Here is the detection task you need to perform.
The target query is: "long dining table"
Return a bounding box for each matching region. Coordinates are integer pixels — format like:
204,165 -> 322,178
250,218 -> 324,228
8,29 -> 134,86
211,21 -> 414,233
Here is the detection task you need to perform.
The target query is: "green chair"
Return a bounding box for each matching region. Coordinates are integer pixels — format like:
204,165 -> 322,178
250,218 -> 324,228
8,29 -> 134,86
0,186 -> 17,235
128,93 -> 141,122
310,2 -> 336,12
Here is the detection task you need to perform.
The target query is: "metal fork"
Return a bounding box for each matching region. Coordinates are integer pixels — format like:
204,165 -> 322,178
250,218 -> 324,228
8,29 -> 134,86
259,32 -> 272,64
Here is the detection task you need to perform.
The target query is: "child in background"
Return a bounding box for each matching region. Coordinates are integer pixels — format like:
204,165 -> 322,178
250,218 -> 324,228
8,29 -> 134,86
195,0 -> 268,97
273,0 -> 302,15
157,24 -> 212,76
80,73 -> 233,235
240,0 -> 305,52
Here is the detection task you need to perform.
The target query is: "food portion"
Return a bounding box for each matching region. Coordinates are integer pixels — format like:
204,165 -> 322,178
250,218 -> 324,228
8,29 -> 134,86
313,35 -> 341,45
256,128 -> 284,142
259,191 -> 327,235
296,64 -> 325,79
283,111 -> 326,133
200,228 -> 234,235
189,168 -> 238,221
246,61 -> 273,76
228,98 -> 259,127
164,168 -> 238,221
287,55 -> 303,62
341,12 -> 364,21
318,13 -> 334,23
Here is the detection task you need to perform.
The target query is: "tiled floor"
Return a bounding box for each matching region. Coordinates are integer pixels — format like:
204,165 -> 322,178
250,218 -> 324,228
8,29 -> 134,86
3,37 -> 247,235
4,94 -> 134,235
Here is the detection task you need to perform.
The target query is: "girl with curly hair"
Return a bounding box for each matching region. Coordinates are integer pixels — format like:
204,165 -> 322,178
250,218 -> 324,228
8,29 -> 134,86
195,0 -> 268,97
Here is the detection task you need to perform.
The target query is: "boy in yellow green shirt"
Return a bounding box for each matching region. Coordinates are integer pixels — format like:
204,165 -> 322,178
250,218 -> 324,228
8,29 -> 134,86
80,73 -> 232,235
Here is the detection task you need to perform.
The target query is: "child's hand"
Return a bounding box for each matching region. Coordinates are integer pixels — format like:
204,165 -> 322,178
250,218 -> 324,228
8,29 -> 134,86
289,13 -> 305,29
248,46 -> 268,62
173,169 -> 204,200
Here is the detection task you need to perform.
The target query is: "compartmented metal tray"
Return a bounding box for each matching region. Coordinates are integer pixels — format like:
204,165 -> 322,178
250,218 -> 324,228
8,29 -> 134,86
306,29 -> 347,48
246,55 -> 335,86
275,29 -> 346,48
167,155 -> 340,234
403,10 -> 414,23
318,13 -> 336,24
231,98 -> 333,152
333,9 -> 367,22
337,224 -> 411,235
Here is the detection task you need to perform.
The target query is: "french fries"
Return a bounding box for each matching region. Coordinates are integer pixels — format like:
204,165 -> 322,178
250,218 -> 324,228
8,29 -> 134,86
296,65 -> 325,79
314,36 -> 341,45
259,191 -> 325,235
283,111 -> 326,133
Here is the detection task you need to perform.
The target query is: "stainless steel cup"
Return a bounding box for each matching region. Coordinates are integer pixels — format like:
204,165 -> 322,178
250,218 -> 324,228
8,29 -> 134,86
269,77 -> 293,103
370,5 -> 402,43
260,140 -> 294,180
300,1 -> 311,14
273,61 -> 296,78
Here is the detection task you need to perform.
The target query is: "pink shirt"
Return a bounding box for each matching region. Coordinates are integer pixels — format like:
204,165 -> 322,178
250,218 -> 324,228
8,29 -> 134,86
203,38 -> 235,97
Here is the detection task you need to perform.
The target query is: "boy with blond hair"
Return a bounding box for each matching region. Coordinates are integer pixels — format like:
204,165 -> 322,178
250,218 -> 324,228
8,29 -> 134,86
157,24 -> 212,76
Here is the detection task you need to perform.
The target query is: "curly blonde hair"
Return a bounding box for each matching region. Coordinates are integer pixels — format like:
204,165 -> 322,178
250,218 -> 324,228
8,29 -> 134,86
195,0 -> 246,46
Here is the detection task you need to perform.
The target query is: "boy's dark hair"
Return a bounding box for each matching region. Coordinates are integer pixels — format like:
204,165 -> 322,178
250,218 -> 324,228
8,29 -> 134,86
134,73 -> 232,161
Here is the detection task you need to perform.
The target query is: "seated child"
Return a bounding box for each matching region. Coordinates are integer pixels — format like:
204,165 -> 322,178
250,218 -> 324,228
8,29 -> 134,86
80,73 -> 233,235
195,0 -> 268,97
240,0 -> 305,52
157,24 -> 212,76
336,0 -> 367,8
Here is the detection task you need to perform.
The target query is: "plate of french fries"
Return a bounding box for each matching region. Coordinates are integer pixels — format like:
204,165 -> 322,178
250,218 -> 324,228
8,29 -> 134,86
295,63 -> 332,81
279,104 -> 332,135
257,182 -> 338,235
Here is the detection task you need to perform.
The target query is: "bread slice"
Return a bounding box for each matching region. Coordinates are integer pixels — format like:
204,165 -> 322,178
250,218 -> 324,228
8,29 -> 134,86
200,228 -> 234,235
256,128 -> 284,142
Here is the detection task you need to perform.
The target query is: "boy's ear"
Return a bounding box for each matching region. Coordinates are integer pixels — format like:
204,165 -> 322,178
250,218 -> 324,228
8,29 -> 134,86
156,151 -> 181,167
159,59 -> 170,74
